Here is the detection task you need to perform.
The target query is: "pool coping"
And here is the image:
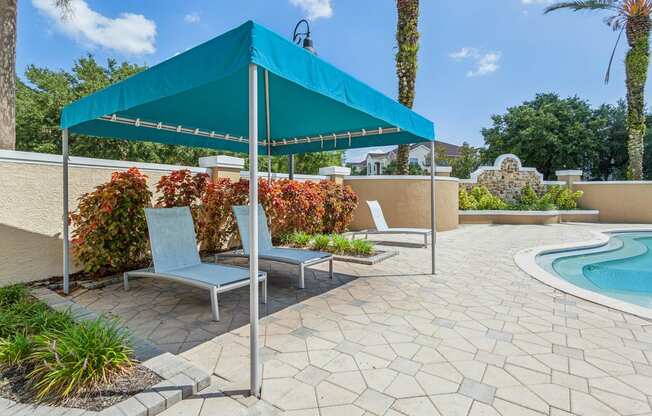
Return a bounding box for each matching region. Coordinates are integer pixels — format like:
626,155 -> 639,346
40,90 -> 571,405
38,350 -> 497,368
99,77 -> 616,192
514,228 -> 652,321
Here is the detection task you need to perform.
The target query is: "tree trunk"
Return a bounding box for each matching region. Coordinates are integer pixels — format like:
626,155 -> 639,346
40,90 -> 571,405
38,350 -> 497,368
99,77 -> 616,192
395,0 -> 419,175
625,15 -> 651,180
0,0 -> 16,150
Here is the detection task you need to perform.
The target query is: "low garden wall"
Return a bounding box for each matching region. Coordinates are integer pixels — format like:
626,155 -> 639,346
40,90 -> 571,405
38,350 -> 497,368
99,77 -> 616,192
574,181 -> 652,223
343,175 -> 459,232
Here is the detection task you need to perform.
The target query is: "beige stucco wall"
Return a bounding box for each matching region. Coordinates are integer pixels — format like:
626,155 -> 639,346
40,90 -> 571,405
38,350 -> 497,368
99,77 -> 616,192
344,176 -> 459,232
0,152 -> 207,285
574,182 -> 652,223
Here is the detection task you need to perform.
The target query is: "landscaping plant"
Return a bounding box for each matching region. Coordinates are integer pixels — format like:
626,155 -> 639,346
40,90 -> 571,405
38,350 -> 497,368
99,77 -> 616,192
318,180 -> 358,234
29,318 -> 133,400
69,168 -> 152,274
351,239 -> 375,256
311,234 -> 331,251
331,235 -> 353,255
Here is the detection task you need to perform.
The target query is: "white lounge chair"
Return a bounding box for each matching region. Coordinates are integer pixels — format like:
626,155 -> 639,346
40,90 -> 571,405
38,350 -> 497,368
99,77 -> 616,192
228,205 -> 333,289
124,207 -> 267,321
353,200 -> 432,247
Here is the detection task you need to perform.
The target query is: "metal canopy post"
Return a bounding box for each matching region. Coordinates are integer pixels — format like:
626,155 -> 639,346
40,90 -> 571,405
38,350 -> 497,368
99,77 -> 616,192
264,70 -> 272,182
430,140 -> 437,275
248,63 -> 261,397
62,129 -> 70,294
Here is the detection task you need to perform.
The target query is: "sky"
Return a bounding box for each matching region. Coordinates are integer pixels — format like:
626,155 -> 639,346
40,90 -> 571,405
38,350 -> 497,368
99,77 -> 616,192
16,0 -> 642,163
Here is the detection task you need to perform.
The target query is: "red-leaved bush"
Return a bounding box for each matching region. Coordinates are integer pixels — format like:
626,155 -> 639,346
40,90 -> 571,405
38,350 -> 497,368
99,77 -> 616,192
155,169 -> 209,208
70,168 -> 152,273
318,180 -> 358,233
196,178 -> 358,251
71,168 -> 360,273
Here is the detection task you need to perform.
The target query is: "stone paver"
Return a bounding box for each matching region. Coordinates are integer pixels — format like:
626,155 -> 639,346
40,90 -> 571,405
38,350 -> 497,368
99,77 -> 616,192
74,224 -> 652,415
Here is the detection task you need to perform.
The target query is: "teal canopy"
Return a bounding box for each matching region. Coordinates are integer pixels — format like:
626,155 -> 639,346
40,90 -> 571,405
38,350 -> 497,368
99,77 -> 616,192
61,21 -> 435,155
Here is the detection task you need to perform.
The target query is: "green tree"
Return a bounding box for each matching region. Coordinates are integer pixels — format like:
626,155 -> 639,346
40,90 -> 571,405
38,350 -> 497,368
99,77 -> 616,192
1,0 -> 70,150
16,55 -> 222,165
450,143 -> 481,179
545,0 -> 652,179
394,0 -> 420,175
253,151 -> 343,175
481,93 -> 608,178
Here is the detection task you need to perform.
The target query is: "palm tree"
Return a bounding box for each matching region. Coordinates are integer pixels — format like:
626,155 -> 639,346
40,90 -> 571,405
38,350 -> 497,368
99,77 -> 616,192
545,0 -> 652,180
395,0 -> 420,175
0,0 -> 70,150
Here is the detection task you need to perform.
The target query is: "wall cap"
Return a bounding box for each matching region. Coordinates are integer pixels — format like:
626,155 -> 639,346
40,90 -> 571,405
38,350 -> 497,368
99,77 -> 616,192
343,175 -> 459,182
575,181 -> 652,185
0,149 -> 207,174
556,170 -> 583,176
199,155 -> 245,169
319,166 -> 351,176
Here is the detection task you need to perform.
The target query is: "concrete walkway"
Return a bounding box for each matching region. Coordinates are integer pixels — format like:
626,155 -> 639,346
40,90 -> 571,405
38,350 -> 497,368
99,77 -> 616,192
75,224 -> 652,415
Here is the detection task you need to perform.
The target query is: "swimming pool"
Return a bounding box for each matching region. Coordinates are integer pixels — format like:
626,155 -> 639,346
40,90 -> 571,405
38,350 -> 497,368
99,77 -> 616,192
536,232 -> 652,309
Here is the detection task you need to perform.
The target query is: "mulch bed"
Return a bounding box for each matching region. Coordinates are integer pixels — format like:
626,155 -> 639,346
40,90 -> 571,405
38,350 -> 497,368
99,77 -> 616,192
0,363 -> 162,411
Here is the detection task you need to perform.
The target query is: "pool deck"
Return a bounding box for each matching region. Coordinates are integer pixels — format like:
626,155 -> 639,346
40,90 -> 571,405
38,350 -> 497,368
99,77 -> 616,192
71,223 -> 652,415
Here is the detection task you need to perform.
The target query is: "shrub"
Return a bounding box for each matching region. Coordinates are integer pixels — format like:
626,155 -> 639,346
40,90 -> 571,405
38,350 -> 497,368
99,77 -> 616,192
470,186 -> 508,210
331,235 -> 352,255
311,234 -> 331,251
0,300 -> 71,339
276,180 -> 325,235
286,231 -> 312,248
199,179 -> 247,252
319,181 -> 358,233
0,284 -> 27,308
0,334 -> 32,368
545,185 -> 583,210
155,169 -> 209,209
519,184 -> 539,207
70,168 -> 152,274
29,318 -> 133,400
458,188 -> 478,210
350,239 -> 374,256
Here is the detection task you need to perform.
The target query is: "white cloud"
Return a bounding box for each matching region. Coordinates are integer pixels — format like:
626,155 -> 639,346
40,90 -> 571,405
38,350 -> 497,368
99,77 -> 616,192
449,47 -> 501,77
289,0 -> 333,20
521,0 -> 551,4
184,12 -> 200,24
32,0 -> 156,54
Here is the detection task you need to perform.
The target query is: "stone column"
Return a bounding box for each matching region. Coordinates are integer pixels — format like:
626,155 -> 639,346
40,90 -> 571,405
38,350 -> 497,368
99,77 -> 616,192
199,155 -> 245,182
319,166 -> 351,185
556,170 -> 583,189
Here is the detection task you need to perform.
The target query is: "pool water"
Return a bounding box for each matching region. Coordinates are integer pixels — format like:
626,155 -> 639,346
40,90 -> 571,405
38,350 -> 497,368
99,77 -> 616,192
537,232 -> 652,308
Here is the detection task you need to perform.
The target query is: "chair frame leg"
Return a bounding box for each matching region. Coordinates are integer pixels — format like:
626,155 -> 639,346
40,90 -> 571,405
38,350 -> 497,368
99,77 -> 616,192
329,258 -> 334,279
123,273 -> 130,290
210,286 -> 219,321
262,278 -> 267,304
299,264 -> 305,289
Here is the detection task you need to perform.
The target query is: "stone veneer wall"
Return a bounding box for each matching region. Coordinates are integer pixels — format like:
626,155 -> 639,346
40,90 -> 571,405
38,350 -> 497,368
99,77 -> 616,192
460,154 -> 548,203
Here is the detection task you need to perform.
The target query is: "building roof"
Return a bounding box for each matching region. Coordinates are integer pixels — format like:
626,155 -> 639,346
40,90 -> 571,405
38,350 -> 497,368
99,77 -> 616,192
346,140 -> 463,165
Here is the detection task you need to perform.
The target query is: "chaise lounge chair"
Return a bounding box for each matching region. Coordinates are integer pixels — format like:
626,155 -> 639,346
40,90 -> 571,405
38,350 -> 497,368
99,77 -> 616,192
123,207 -> 267,321
353,200 -> 432,247
228,205 -> 333,289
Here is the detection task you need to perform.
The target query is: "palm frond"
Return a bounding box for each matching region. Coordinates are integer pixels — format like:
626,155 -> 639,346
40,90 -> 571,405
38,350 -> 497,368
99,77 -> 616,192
544,0 -> 618,14
604,13 -> 626,30
605,26 -> 625,84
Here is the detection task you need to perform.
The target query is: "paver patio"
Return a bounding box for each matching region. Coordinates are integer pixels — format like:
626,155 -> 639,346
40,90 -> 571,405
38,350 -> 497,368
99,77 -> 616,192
72,223 -> 652,415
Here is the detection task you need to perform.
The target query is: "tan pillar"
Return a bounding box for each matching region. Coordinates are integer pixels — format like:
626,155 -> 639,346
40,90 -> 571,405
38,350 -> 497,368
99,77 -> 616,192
319,166 -> 351,185
434,166 -> 452,177
199,155 -> 245,182
555,170 -> 583,189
